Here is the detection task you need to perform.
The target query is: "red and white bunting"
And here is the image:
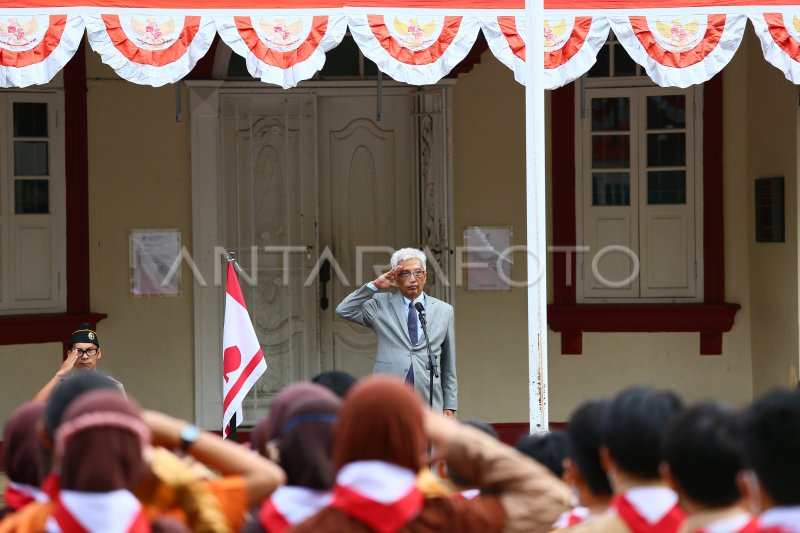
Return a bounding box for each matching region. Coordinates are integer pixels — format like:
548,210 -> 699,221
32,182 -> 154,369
0,14 -> 83,88
481,16 -> 528,84
222,261 -> 267,437
2,4 -> 800,90
481,15 -> 609,88
348,12 -> 480,85
751,13 -> 800,84
215,15 -> 347,89
610,14 -> 747,88
84,14 -> 216,86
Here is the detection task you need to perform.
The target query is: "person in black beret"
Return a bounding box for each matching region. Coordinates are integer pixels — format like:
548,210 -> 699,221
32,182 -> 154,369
33,323 -> 125,401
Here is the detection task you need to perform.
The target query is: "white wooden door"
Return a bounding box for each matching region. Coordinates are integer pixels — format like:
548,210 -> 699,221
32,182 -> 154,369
317,89 -> 417,379
219,94 -> 319,424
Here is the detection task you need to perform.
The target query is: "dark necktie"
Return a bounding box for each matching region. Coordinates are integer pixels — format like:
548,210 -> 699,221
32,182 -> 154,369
408,301 -> 418,345
406,302 -> 417,385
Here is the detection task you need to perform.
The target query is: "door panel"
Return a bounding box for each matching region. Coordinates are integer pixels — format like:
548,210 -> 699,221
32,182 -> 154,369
318,93 -> 415,380
220,94 -> 317,425
414,88 -> 452,301
587,213 -> 638,295
641,209 -> 693,294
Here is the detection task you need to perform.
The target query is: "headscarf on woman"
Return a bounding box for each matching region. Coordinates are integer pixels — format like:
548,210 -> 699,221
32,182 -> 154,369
52,389 -> 189,533
250,382 -> 323,457
332,375 -> 426,472
319,376 -> 428,532
275,385 -> 341,488
56,389 -> 149,492
1,402 -> 47,517
245,383 -> 341,533
37,371 -> 125,494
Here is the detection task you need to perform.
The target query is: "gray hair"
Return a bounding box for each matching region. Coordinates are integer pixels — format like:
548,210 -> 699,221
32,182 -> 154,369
390,248 -> 427,269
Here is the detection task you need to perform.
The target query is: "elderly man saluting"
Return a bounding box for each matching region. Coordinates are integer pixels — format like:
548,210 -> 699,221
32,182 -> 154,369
336,248 -> 457,417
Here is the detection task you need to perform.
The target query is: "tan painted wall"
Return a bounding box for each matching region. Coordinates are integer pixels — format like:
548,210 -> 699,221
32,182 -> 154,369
84,53 -> 195,418
452,49 -> 756,424
742,31 -> 800,394
452,56 -> 531,423
0,343 -> 64,423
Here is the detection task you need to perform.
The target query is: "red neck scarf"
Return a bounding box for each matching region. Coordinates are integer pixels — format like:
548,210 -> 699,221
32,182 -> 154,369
3,483 -> 45,510
51,494 -> 150,533
42,472 -> 61,499
613,493 -> 685,533
567,512 -> 587,527
258,500 -> 291,533
257,487 -> 332,533
330,483 -> 424,533
736,518 -> 761,533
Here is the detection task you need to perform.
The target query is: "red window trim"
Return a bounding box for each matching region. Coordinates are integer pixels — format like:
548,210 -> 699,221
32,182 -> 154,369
0,41 -> 106,346
547,74 -> 739,355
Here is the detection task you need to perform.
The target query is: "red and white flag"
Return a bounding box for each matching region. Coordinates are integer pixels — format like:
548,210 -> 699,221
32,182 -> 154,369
222,261 -> 267,437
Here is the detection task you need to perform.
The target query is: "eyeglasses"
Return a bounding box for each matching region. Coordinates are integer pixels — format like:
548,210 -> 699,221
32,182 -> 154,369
398,269 -> 426,280
71,347 -> 98,357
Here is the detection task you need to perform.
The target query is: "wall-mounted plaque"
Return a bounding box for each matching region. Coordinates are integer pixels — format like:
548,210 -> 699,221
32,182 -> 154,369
130,229 -> 181,296
463,226 -> 512,291
755,177 -> 784,243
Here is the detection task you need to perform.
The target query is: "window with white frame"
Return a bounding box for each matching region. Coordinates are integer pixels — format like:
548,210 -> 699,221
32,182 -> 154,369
0,92 -> 66,314
577,37 -> 702,302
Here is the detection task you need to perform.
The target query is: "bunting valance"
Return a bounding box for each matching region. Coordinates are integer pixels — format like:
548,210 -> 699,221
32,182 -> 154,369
2,2 -> 800,88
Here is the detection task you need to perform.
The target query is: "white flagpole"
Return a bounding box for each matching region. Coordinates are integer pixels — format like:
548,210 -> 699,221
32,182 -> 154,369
526,0 -> 549,433
226,251 -> 239,441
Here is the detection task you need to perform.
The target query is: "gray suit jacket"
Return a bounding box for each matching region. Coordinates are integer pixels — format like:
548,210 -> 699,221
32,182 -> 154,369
336,284 -> 458,412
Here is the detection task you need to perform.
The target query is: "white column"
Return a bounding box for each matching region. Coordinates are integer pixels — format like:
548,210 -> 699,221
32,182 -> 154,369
188,81 -> 224,429
526,0 -> 548,432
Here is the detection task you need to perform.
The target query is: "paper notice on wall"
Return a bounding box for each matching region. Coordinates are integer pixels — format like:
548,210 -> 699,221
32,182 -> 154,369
464,226 -> 512,291
130,229 -> 181,297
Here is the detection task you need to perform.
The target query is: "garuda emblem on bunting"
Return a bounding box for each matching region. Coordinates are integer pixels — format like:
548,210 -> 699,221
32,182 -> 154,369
0,17 -> 40,47
544,19 -> 569,50
652,17 -> 704,52
129,16 -> 177,47
392,17 -> 438,49
258,17 -> 305,48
